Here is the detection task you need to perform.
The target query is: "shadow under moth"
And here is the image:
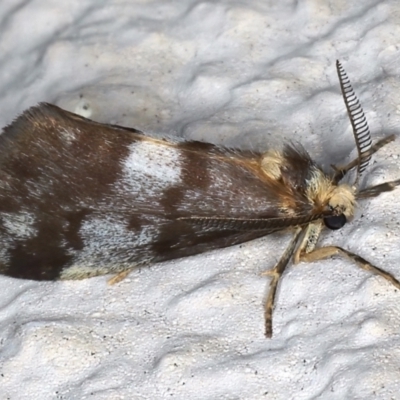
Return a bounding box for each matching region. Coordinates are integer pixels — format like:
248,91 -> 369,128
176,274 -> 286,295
0,61 -> 399,337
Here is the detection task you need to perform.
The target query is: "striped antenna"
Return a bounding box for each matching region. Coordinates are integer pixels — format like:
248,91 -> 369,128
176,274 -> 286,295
336,60 -> 372,185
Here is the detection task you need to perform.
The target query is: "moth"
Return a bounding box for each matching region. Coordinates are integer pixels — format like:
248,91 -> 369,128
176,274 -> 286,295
0,61 -> 398,337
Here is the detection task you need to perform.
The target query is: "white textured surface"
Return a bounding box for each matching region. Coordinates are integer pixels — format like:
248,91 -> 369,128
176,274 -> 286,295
1,1 -> 400,399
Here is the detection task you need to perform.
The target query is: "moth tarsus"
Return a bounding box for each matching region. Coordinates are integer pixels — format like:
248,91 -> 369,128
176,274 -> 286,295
0,61 -> 398,338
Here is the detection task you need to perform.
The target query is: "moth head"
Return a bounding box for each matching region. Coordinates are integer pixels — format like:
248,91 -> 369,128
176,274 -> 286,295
323,183 -> 355,230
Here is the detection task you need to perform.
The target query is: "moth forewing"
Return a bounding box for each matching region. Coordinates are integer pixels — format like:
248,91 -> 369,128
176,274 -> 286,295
0,62 -> 398,339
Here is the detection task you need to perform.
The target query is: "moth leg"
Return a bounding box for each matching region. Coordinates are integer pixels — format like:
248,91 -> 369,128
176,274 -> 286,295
108,269 -> 133,285
262,227 -> 303,337
293,221 -> 323,264
299,246 -> 400,289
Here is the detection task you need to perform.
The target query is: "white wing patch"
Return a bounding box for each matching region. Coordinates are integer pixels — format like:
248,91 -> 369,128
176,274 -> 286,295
0,212 -> 38,265
61,213 -> 159,279
118,140 -> 182,200
2,212 -> 38,239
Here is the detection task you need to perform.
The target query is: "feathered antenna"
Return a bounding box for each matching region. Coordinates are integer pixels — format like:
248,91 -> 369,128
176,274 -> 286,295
336,60 -> 372,186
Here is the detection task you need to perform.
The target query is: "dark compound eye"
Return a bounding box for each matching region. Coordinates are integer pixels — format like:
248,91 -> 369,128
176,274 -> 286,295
323,214 -> 347,230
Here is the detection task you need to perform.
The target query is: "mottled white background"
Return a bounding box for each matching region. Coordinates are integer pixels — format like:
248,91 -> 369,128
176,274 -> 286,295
1,1 -> 400,399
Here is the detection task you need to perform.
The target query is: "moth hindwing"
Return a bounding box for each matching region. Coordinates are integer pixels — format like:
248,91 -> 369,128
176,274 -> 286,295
0,61 -> 398,337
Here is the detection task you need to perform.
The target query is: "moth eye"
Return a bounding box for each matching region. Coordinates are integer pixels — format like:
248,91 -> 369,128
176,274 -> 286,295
323,214 -> 347,230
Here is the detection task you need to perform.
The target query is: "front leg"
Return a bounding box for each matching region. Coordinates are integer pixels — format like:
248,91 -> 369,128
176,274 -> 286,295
293,221 -> 323,264
299,246 -> 400,289
295,220 -> 400,289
